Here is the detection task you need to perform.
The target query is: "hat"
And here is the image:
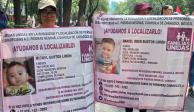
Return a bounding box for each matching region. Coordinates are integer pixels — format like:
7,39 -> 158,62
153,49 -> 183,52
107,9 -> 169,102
38,0 -> 56,10
134,3 -> 152,12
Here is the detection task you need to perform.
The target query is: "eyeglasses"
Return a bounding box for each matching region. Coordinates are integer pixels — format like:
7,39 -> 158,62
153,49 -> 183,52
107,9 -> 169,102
41,10 -> 56,16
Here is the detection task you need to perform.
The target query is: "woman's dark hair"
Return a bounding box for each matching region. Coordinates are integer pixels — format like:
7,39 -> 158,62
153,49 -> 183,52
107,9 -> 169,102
161,5 -> 172,15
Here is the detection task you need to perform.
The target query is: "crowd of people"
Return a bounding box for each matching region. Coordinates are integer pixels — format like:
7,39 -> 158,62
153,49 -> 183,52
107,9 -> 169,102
1,0 -> 194,112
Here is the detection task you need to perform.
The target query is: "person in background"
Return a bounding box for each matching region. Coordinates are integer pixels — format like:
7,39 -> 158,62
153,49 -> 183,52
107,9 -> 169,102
126,3 -> 152,112
188,11 -> 194,98
172,12 -> 181,15
161,5 -> 173,15
37,0 -> 59,28
189,53 -> 194,98
191,11 -> 194,16
0,9 -> 8,30
133,2 -> 152,15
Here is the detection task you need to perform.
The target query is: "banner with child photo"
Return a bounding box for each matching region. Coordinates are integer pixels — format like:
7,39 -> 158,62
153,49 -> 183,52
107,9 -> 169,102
93,15 -> 194,111
0,27 -> 94,112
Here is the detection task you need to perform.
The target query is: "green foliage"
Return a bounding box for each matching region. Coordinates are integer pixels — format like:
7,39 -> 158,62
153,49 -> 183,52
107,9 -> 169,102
174,0 -> 189,14
114,0 -> 136,15
71,0 -> 79,21
111,0 -> 192,15
186,0 -> 194,14
14,24 -> 30,28
27,0 -> 39,16
96,0 -> 108,13
148,0 -> 162,15
3,0 -> 194,28
7,20 -> 14,28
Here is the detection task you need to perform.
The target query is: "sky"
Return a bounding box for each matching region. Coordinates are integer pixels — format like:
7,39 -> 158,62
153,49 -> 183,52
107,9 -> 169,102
109,0 -> 125,3
108,0 -> 126,14
109,0 -> 125,5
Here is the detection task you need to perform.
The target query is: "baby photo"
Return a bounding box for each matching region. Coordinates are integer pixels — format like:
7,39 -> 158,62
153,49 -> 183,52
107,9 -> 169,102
3,57 -> 36,96
96,38 -> 120,74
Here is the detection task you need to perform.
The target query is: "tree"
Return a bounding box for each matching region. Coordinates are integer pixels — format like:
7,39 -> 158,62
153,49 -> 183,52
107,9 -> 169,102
76,0 -> 87,26
57,0 -> 63,26
95,0 -> 108,12
86,0 -> 109,26
150,0 -> 190,14
188,0 -> 194,13
28,0 -> 38,16
13,0 -> 21,26
114,0 -> 135,15
63,0 -> 72,26
70,0 -> 104,26
87,0 -> 99,26
6,0 -> 193,28
71,0 -> 79,24
112,0 -> 191,15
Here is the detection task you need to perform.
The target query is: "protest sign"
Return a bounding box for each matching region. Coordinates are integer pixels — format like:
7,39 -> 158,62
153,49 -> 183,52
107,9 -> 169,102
94,15 -> 194,111
1,15 -> 193,112
0,27 -> 94,112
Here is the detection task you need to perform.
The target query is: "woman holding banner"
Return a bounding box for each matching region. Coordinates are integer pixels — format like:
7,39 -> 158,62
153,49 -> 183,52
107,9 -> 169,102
125,2 -> 152,112
189,53 -> 194,97
133,2 -> 152,15
189,13 -> 194,98
161,5 -> 173,15
37,0 -> 59,28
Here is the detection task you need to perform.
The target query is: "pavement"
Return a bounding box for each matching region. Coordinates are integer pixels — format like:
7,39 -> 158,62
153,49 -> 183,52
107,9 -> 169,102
95,95 -> 194,112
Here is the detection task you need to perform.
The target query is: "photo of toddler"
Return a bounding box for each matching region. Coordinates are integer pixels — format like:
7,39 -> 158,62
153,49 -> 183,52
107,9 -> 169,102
3,57 -> 36,96
96,38 -> 120,74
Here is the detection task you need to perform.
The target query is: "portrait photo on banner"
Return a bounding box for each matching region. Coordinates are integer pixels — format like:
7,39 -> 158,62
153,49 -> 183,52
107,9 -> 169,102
3,57 -> 36,97
95,38 -> 121,75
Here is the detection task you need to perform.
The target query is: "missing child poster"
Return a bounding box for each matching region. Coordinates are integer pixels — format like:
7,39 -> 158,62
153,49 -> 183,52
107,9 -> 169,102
94,15 -> 194,111
0,27 -> 94,112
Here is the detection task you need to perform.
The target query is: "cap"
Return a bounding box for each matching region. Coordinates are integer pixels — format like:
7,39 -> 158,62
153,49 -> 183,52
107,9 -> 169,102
38,0 -> 56,10
134,3 -> 152,12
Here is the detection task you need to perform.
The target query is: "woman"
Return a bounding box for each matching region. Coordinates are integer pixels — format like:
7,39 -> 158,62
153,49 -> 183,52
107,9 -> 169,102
37,0 -> 59,28
161,5 -> 173,15
134,2 -> 152,15
126,3 -> 152,112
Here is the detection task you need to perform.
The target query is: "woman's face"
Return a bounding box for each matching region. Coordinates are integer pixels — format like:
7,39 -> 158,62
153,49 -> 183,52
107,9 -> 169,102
163,7 -> 173,15
40,6 -> 57,25
138,9 -> 152,15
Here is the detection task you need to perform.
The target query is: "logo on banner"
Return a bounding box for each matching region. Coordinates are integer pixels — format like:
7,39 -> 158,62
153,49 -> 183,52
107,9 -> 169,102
166,28 -> 192,52
80,41 -> 93,63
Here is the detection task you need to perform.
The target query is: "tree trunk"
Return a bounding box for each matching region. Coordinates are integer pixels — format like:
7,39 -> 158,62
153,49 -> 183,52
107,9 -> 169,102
63,0 -> 72,26
25,0 -> 27,20
4,0 -> 10,13
57,0 -> 63,26
76,0 -> 87,26
13,0 -> 21,27
87,0 -> 99,26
